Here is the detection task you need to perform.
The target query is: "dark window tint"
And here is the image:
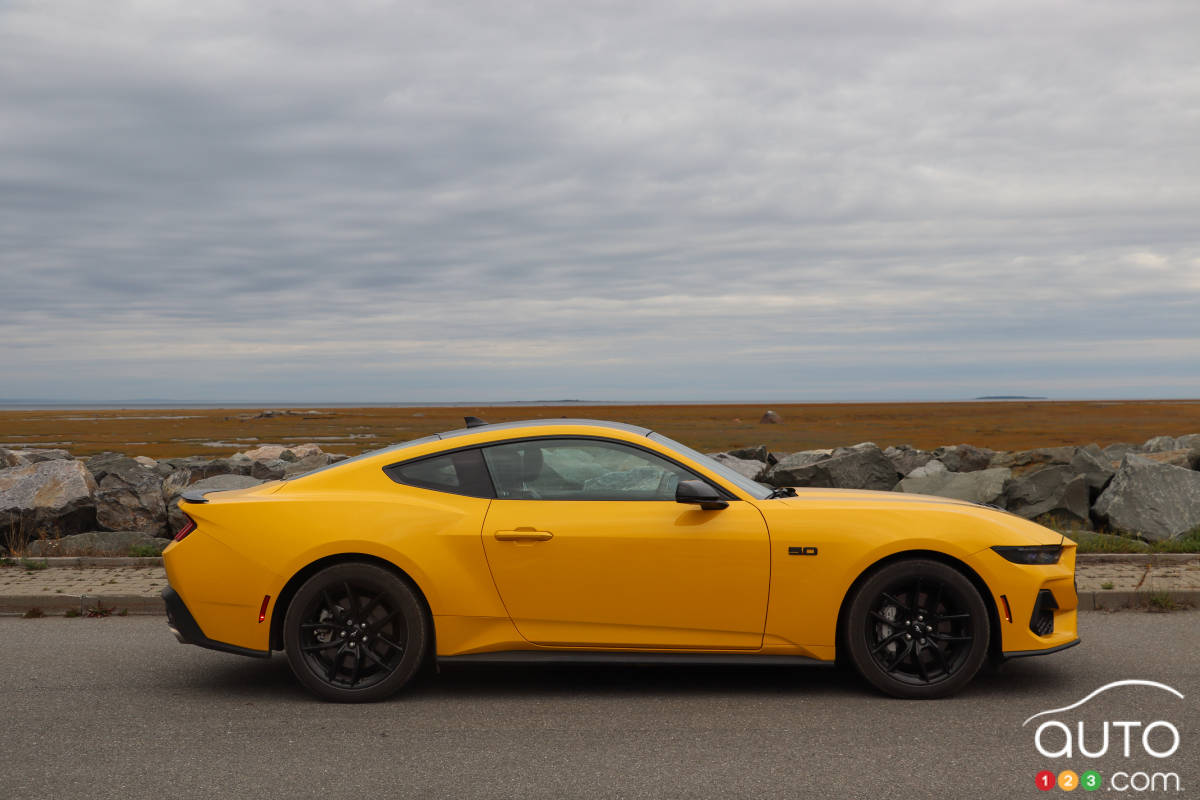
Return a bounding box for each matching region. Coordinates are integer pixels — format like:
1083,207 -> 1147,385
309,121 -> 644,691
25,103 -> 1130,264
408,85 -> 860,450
481,438 -> 701,501
385,448 -> 494,498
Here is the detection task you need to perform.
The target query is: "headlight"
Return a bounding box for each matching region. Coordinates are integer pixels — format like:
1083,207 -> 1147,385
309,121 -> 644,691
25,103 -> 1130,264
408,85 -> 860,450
991,545 -> 1062,565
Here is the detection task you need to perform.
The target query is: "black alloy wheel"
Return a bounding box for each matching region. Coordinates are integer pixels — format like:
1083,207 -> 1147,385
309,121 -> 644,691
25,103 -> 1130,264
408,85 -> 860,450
845,559 -> 989,699
284,563 -> 427,702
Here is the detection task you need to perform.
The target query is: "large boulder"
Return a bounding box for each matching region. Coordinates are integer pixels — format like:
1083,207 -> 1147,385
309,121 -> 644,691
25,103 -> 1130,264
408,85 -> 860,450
1093,454 -> 1200,541
1142,435 -> 1178,453
1176,433 -> 1200,451
990,446 -> 1077,475
93,456 -> 168,534
932,444 -> 994,473
1139,449 -> 1200,470
26,530 -> 168,556
727,445 -> 775,465
1070,446 -> 1115,495
759,410 -> 782,424
898,466 -> 1011,505
0,460 -> 98,547
707,453 -> 768,481
7,448 -> 73,464
883,445 -> 937,476
767,445 -> 899,491
1103,443 -> 1139,461
160,455 -> 252,481
165,474 -> 266,535
1001,466 -> 1090,523
1,448 -> 25,468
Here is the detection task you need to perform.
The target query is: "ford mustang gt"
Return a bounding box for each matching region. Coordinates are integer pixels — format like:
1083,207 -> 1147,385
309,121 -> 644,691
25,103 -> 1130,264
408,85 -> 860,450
162,418 -> 1078,701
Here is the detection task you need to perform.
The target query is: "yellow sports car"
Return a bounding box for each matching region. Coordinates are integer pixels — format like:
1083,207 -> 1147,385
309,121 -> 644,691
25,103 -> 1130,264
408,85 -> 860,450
162,418 -> 1078,702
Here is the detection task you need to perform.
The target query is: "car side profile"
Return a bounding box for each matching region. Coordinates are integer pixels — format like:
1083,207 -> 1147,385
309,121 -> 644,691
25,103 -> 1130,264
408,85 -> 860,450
162,418 -> 1079,701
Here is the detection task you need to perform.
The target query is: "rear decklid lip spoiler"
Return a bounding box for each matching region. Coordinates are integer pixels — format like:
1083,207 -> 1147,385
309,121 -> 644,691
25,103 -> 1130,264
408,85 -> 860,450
180,490 -> 209,504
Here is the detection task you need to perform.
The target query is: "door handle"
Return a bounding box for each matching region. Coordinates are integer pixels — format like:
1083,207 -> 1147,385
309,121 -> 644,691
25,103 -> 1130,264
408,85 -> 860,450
494,529 -> 554,542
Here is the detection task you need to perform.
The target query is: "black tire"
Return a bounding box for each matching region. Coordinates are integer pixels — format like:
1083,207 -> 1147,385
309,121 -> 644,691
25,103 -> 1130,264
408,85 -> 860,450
283,563 -> 427,702
845,559 -> 989,699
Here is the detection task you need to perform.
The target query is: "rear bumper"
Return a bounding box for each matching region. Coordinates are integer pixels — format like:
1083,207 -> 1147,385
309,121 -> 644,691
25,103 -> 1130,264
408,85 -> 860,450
162,586 -> 270,659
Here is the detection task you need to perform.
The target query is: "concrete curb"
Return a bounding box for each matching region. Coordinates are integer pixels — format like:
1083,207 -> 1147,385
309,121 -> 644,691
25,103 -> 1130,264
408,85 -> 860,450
17,556 -> 165,568
0,594 -> 164,616
1080,590 -> 1199,610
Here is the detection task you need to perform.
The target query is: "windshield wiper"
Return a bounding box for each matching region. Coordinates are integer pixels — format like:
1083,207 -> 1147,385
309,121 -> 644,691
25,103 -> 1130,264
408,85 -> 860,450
765,486 -> 796,499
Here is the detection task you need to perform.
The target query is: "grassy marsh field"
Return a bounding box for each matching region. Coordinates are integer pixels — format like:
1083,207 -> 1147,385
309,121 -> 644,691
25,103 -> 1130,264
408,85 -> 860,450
3,400 -> 1200,459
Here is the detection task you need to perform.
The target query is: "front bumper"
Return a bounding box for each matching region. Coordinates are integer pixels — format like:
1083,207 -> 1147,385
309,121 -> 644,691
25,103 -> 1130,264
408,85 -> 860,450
162,585 -> 270,659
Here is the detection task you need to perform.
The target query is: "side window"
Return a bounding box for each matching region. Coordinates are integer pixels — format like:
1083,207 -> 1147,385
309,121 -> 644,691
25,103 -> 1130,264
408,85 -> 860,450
385,448 -> 494,498
481,438 -> 701,501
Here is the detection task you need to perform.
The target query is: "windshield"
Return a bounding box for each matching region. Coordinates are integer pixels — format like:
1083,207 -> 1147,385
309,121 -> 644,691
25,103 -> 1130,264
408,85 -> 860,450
648,432 -> 773,500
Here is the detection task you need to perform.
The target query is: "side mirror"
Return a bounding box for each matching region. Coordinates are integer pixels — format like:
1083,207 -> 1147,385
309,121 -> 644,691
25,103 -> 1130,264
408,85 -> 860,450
675,480 -> 729,510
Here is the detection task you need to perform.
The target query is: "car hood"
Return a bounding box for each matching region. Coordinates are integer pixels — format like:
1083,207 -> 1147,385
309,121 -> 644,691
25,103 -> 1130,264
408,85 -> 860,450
758,488 -> 1065,548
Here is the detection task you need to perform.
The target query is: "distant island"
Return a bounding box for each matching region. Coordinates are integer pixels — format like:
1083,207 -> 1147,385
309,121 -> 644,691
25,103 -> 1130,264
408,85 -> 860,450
974,395 -> 1048,400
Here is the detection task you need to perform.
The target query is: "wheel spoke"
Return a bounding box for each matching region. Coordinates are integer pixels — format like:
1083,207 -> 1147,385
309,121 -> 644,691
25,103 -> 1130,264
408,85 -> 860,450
913,647 -> 930,683
343,582 -> 359,618
884,639 -> 914,673
374,634 -> 405,654
928,641 -> 951,675
362,646 -> 391,670
912,576 -> 922,615
301,640 -> 340,653
932,581 -> 944,616
359,591 -> 385,620
301,621 -> 339,630
870,630 -> 906,655
929,632 -> 973,643
325,647 -> 344,682
880,592 -> 911,616
366,609 -> 401,635
320,590 -> 343,621
935,612 -> 971,621
348,649 -> 363,686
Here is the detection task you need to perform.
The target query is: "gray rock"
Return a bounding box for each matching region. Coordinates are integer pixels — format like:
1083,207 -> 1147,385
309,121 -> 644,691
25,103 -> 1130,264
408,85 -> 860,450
1070,447 -> 1115,494
94,457 -> 168,534
1001,466 -> 1090,523
1,448 -> 25,468
933,444 -> 994,473
990,446 -> 1076,474
160,456 -> 252,481
906,460 -> 947,479
883,445 -> 936,476
8,448 -> 73,464
767,445 -> 899,491
1103,443 -> 1139,461
0,460 -> 98,547
759,410 -> 782,424
1140,449 -> 1200,470
1143,435 -> 1178,453
766,450 -> 834,484
250,459 -> 288,480
1176,433 -> 1200,451
1093,454 -> 1200,541
165,474 -> 267,535
26,530 -> 168,556
582,466 -> 666,494
708,454 -> 768,481
898,467 -> 1011,505
727,445 -> 775,465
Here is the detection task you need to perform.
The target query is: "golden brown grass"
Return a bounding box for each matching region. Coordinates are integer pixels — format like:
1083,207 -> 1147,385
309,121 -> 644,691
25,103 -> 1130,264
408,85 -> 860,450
2,400 -> 1200,459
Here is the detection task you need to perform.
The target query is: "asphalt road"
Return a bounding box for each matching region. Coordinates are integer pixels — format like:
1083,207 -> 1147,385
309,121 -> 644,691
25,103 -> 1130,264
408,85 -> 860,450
2,611 -> 1197,800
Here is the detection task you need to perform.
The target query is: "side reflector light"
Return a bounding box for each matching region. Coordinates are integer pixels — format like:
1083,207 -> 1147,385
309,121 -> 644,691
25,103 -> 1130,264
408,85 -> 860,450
173,516 -> 197,542
258,595 -> 270,623
1000,594 -> 1013,623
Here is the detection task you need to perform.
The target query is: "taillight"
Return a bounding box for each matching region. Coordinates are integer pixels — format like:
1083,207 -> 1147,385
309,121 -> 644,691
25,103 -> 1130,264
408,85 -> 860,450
174,515 -> 197,542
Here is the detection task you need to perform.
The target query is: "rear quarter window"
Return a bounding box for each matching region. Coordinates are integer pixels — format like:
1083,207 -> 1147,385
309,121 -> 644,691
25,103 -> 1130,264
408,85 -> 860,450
384,448 -> 494,498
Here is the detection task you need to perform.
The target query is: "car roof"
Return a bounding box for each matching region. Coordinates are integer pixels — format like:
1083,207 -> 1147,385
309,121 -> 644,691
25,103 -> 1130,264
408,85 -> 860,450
436,418 -> 653,440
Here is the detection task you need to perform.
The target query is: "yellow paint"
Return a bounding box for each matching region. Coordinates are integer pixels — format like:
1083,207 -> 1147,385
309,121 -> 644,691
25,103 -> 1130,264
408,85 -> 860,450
163,421 -> 1079,660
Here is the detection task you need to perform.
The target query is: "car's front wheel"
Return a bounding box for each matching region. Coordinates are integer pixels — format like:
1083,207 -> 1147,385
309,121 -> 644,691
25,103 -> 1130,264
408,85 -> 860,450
283,562 -> 427,702
845,559 -> 989,699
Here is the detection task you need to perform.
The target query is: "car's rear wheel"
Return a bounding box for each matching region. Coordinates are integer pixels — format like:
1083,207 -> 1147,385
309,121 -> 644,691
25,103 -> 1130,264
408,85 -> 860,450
283,563 -> 427,702
845,559 -> 989,699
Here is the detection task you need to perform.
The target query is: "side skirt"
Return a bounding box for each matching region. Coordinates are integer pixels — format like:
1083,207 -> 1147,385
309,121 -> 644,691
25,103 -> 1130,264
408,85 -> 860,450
439,651 -> 834,667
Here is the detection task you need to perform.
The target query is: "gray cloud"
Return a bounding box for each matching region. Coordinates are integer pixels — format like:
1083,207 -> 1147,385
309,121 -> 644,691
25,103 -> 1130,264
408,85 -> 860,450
2,0 -> 1198,402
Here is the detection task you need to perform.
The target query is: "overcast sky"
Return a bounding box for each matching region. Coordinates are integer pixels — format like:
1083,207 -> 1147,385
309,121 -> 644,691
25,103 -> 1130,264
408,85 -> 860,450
2,0 -> 1198,403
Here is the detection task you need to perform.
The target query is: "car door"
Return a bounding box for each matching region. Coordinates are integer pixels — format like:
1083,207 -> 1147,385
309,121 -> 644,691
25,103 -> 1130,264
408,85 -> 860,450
479,437 -> 770,650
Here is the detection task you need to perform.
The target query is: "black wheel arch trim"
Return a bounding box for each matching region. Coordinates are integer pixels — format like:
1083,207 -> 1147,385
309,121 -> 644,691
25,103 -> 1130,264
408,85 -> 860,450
162,585 -> 270,659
